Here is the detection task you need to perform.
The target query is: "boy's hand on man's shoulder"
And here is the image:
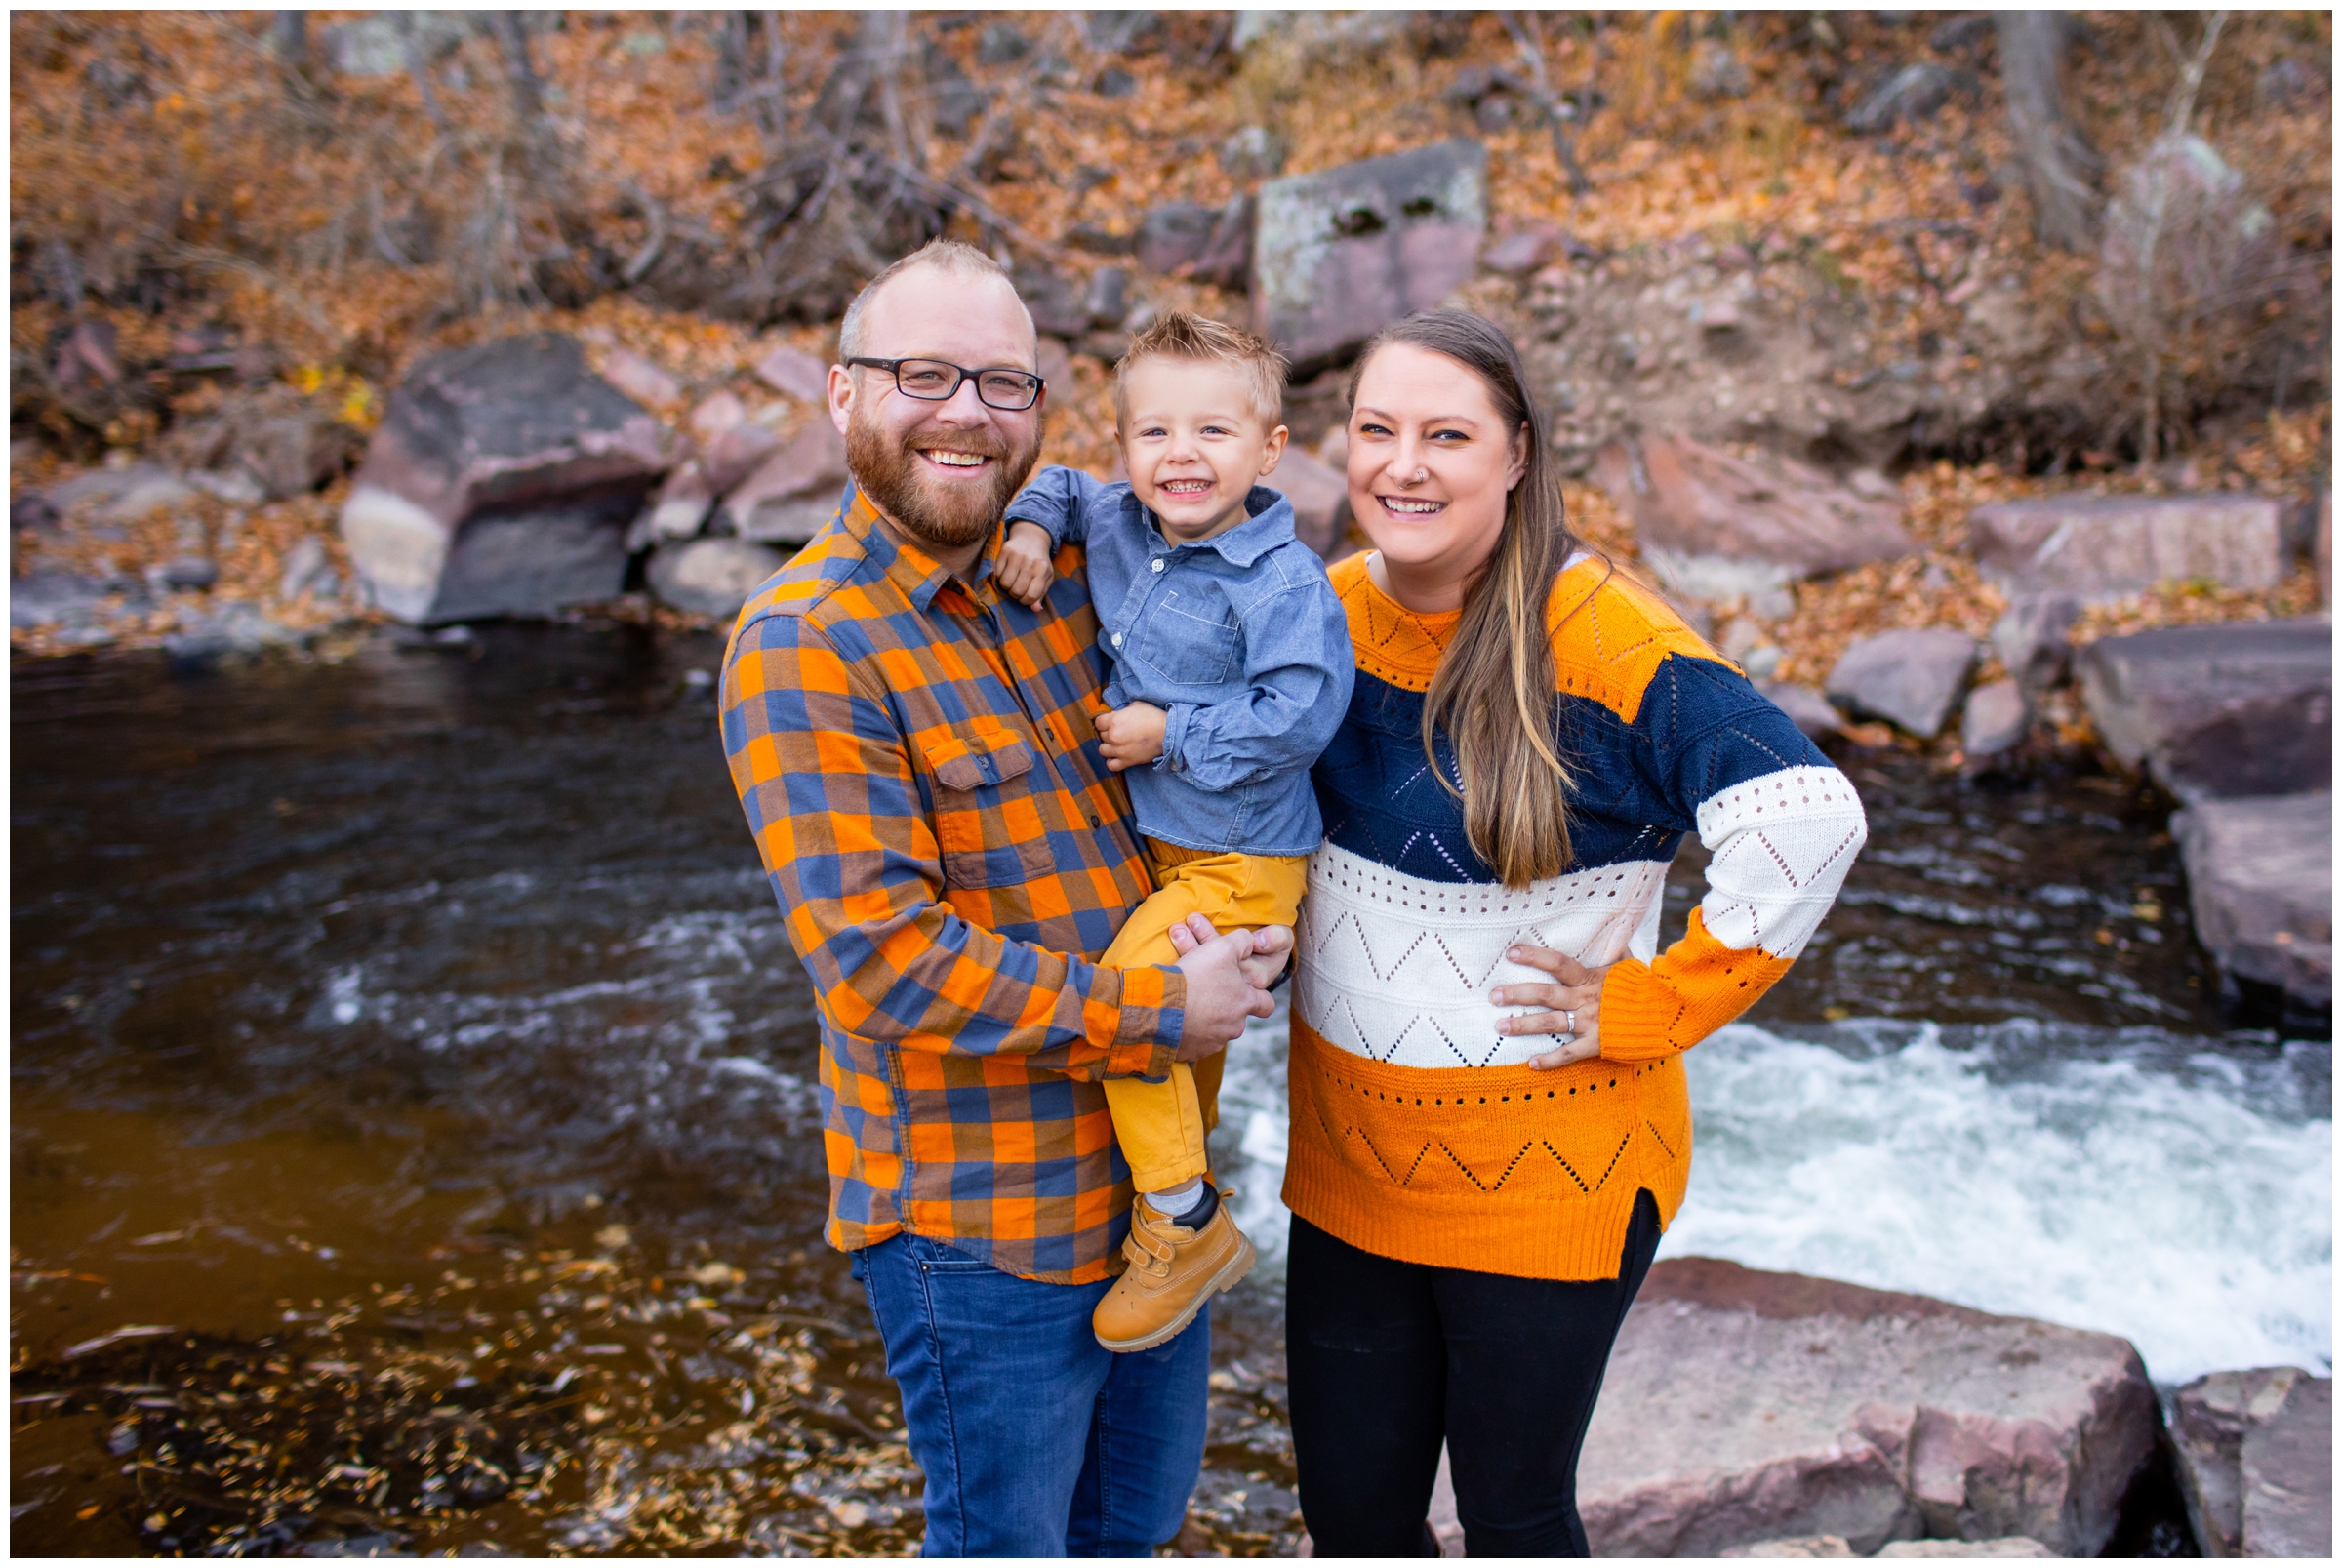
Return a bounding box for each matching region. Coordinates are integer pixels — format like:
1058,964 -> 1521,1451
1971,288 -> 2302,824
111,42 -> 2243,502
1094,702 -> 1167,772
996,521 -> 1056,610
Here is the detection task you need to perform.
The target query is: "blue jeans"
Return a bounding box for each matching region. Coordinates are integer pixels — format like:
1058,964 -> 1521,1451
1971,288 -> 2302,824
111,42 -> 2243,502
852,1231 -> 1212,1556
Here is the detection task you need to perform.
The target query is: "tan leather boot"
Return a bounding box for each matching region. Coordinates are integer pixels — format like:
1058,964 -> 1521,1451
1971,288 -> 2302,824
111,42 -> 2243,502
1093,1190 -> 1257,1352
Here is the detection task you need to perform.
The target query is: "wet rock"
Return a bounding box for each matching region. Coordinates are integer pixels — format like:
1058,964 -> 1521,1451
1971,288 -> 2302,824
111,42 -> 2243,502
1135,197 -> 1252,290
2171,794 -> 2331,1014
2171,1366 -> 2327,1557
753,343 -> 831,403
1847,62 -> 1974,134
600,348 -> 681,407
1270,447 -> 1350,560
163,600 -> 301,660
339,333 -> 669,624
2075,620 -> 2331,802
1762,683 -> 1846,743
1252,140 -> 1488,373
719,418 -> 850,545
1593,435 -> 1917,603
648,538 -> 787,621
1989,594 -> 2080,691
1580,1259 -> 2160,1557
2241,1374 -> 2329,1557
1219,125 -> 1288,182
1722,1537 -> 1855,1558
1968,494 -> 2290,601
1874,1541 -> 2054,1558
1960,680 -> 2029,761
1826,629 -> 1979,738
1690,39 -> 1753,100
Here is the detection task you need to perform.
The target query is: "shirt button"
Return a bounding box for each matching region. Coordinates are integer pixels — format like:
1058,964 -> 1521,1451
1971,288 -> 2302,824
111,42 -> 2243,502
1090,815 -> 1102,828
1110,632 -> 1124,647
1151,558 -> 1165,573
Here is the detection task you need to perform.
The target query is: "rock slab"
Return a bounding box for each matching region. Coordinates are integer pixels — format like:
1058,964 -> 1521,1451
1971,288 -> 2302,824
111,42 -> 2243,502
2171,1366 -> 2331,1557
1968,494 -> 2289,601
1594,435 -> 1916,603
648,539 -> 787,622
720,418 -> 850,545
2171,794 -> 2332,1012
1252,140 -> 1487,374
1960,679 -> 2030,761
2075,620 -> 2331,802
1826,630 -> 1980,738
1579,1259 -> 2159,1557
339,334 -> 668,624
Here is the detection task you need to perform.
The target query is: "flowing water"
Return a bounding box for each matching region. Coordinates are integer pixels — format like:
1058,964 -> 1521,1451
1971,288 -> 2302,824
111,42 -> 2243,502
11,626 -> 2330,1556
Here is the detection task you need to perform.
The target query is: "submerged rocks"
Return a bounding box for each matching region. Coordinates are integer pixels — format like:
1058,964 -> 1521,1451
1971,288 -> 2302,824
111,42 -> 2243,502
1968,494 -> 2290,601
2171,793 -> 2332,1015
2171,1366 -> 2332,1557
1580,1259 -> 2160,1557
1252,140 -> 1488,373
339,333 -> 669,624
1826,630 -> 1980,738
1594,435 -> 1917,604
2074,620 -> 2331,802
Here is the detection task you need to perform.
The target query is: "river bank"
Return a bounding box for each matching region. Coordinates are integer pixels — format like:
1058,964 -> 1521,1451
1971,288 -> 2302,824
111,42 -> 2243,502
11,625 -> 2328,1556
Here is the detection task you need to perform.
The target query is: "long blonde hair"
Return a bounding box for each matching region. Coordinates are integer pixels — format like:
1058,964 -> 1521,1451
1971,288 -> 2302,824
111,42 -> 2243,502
1346,310 -> 1595,887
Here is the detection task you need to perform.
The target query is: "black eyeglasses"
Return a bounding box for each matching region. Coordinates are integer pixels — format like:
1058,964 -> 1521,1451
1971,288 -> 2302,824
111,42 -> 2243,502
844,357 -> 1045,411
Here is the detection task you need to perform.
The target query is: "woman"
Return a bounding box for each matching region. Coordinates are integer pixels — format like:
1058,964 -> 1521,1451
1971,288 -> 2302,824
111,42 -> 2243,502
1285,311 -> 1869,1554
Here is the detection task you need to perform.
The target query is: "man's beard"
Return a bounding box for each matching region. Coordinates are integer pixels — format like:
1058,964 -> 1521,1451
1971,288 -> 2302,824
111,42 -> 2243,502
846,408 -> 1042,554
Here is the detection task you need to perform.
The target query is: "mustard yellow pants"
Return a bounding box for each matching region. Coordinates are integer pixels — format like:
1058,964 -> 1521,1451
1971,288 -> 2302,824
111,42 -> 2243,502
1102,840 -> 1308,1192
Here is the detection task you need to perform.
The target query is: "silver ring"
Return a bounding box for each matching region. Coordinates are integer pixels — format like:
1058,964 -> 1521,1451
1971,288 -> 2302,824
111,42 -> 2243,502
1564,1009 -> 1576,1034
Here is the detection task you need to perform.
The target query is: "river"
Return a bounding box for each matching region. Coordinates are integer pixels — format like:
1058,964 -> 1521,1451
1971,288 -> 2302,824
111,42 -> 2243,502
10,624 -> 2329,1556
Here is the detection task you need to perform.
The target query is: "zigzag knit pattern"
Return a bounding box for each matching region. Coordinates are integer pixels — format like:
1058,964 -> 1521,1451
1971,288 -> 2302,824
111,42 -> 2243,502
1284,555 -> 1870,1279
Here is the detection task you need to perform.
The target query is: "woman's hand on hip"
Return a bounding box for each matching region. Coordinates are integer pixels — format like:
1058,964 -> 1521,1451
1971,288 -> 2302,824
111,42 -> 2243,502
1494,945 -> 1607,1070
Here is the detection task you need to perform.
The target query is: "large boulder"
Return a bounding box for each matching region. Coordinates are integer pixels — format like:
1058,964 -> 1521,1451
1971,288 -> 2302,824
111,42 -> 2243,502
718,418 -> 851,545
1826,630 -> 1980,738
1252,140 -> 1487,374
2170,794 -> 2332,1014
1968,494 -> 2290,601
647,538 -> 788,621
1594,435 -> 1918,602
339,334 -> 669,624
2171,1367 -> 2331,1557
1135,198 -> 1252,290
2074,620 -> 2331,802
1269,446 -> 1350,559
1580,1259 -> 2160,1558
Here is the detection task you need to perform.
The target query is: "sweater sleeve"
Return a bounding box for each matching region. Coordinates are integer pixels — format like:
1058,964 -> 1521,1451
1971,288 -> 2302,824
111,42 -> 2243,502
1597,657 -> 1869,1062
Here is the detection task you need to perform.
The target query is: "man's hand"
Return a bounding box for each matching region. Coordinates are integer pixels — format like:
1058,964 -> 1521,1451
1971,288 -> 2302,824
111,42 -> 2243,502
1095,702 -> 1168,772
1495,944 -> 1609,1069
996,521 -> 1056,610
1164,912 -> 1292,991
1170,922 -> 1277,1061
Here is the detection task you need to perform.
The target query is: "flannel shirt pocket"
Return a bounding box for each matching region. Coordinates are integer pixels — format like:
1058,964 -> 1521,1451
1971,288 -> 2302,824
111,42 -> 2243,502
919,727 -> 1051,888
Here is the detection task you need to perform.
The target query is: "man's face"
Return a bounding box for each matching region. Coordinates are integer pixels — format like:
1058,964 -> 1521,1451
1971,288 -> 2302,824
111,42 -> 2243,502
829,267 -> 1046,556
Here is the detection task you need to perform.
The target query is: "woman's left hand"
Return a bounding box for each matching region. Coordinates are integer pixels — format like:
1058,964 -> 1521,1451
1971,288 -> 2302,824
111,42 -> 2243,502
1493,945 -> 1608,1070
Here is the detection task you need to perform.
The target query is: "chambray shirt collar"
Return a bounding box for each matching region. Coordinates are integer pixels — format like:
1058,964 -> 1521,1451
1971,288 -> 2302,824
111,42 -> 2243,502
840,481 -> 1001,611
1138,485 -> 1297,569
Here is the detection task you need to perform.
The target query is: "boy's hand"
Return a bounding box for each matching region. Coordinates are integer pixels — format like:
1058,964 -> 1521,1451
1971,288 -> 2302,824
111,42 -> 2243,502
996,522 -> 1056,610
1095,702 -> 1167,772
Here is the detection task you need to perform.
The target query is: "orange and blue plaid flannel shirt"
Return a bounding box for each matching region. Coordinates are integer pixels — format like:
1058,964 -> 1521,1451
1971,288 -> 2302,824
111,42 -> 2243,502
720,484 -> 1187,1284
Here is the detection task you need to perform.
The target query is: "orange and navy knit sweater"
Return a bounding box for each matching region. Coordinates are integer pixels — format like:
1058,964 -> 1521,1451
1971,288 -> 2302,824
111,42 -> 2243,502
1285,554 -> 1869,1280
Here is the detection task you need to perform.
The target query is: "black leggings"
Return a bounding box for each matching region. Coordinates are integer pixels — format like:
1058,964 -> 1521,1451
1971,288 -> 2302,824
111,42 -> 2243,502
1285,1190 -> 1663,1558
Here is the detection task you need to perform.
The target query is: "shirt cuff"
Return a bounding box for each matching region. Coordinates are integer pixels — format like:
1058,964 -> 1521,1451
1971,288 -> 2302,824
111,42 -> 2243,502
1157,703 -> 1195,773
1101,961 -> 1186,1079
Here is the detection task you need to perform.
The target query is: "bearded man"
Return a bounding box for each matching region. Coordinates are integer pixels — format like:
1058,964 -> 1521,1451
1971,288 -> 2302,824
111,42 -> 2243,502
717,240 -> 1289,1555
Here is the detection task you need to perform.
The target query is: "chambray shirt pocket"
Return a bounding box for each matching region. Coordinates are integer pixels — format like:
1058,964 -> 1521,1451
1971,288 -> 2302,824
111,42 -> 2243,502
1128,586 -> 1242,690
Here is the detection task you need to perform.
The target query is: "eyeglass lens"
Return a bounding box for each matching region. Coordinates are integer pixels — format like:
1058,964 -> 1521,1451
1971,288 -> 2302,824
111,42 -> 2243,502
894,359 -> 1040,410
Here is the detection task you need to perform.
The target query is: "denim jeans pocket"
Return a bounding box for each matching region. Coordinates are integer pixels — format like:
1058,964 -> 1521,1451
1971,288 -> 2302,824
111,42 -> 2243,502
903,1232 -> 995,1273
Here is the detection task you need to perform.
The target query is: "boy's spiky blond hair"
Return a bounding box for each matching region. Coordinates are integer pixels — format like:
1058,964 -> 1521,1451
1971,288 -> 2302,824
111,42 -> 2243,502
1114,310 -> 1289,427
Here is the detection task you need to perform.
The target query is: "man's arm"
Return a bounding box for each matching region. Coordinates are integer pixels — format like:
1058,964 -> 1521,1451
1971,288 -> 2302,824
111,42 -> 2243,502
1159,575 -> 1356,792
724,608 -> 1185,1082
1001,463 -> 1118,549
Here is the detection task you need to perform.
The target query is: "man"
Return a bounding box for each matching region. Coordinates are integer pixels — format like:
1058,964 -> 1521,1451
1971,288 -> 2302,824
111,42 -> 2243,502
718,239 -> 1291,1556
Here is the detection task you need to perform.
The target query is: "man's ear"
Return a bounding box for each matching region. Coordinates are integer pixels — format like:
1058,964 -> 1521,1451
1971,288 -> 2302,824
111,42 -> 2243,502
828,362 -> 855,436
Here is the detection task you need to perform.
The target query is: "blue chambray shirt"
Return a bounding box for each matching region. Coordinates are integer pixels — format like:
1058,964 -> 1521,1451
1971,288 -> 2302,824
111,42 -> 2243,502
1004,466 -> 1354,857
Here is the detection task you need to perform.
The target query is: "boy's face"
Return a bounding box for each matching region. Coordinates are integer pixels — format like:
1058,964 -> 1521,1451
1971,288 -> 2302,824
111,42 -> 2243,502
1117,357 -> 1289,544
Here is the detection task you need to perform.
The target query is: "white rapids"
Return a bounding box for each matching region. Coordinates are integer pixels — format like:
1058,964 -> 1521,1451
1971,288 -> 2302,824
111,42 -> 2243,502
1213,1002 -> 2332,1388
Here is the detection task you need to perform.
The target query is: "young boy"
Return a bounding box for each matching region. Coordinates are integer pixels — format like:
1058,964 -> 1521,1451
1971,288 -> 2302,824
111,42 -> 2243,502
996,311 -> 1353,1351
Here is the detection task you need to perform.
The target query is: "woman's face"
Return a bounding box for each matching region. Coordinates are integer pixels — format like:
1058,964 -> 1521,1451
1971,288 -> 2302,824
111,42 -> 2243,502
1344,342 -> 1529,585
